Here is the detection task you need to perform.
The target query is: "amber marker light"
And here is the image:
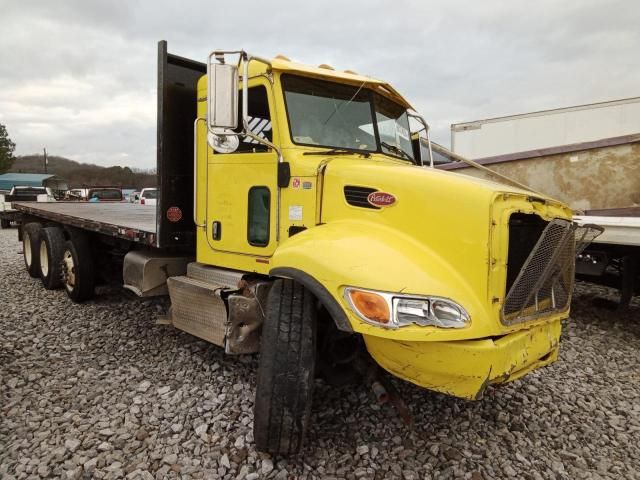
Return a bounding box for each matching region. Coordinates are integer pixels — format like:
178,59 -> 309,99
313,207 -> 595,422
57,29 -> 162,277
347,289 -> 390,324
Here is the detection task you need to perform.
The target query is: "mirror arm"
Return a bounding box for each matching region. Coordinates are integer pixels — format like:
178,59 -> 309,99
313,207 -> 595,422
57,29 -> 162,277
426,125 -> 434,168
241,55 -> 283,162
241,54 -> 284,242
408,112 -> 433,167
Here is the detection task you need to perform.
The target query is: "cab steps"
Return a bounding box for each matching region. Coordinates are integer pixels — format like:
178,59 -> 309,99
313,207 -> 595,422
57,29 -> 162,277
186,262 -> 244,287
167,263 -> 265,352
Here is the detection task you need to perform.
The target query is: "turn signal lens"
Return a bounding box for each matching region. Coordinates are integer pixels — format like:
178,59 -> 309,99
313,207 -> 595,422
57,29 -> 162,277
348,290 -> 390,324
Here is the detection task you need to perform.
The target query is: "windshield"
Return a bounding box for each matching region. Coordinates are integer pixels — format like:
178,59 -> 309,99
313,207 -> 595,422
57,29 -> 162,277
282,75 -> 415,162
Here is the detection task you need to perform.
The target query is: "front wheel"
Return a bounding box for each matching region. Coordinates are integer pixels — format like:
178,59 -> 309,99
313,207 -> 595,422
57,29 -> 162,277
254,279 -> 317,456
1,219 -> 10,229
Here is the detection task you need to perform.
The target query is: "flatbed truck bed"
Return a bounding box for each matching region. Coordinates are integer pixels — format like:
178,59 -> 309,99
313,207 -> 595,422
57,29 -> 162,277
14,202 -> 157,246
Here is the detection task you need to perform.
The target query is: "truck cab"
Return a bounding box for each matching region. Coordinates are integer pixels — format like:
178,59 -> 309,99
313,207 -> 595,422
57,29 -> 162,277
154,45 -> 598,454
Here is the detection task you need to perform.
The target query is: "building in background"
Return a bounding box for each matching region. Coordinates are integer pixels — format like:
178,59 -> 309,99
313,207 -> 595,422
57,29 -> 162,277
0,173 -> 68,193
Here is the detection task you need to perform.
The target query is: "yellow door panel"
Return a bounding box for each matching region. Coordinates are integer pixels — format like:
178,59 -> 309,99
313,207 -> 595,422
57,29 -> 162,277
206,160 -> 278,256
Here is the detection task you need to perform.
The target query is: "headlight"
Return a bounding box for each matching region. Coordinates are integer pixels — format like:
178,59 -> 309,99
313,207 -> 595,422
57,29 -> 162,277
344,287 -> 470,329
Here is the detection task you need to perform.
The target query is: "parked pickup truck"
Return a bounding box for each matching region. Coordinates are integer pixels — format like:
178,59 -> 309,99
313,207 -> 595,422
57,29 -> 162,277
137,187 -> 158,206
0,186 -> 54,228
12,41 -> 601,455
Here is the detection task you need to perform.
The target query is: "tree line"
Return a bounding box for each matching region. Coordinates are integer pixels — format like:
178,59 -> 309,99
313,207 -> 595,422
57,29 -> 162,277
12,154 -> 157,189
1,122 -> 156,189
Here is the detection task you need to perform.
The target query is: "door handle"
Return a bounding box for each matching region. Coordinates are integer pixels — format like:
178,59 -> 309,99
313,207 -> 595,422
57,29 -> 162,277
212,221 -> 222,240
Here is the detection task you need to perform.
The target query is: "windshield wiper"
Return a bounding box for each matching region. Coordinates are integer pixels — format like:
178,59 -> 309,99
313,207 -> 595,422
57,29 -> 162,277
304,148 -> 371,157
381,141 -> 414,162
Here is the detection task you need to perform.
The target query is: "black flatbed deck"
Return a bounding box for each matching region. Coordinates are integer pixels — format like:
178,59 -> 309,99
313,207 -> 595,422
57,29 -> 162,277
14,202 -> 158,246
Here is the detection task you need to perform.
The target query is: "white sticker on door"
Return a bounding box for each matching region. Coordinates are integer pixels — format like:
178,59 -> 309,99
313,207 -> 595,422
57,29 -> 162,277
289,205 -> 303,221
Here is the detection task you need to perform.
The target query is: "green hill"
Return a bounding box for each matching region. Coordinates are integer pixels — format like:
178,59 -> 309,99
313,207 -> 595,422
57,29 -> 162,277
11,155 -> 157,189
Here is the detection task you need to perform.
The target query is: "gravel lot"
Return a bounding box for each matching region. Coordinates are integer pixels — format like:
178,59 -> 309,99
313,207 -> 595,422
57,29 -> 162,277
1,226 -> 639,480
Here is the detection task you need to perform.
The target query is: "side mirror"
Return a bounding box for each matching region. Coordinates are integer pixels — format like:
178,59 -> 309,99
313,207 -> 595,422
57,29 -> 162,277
208,62 -> 239,130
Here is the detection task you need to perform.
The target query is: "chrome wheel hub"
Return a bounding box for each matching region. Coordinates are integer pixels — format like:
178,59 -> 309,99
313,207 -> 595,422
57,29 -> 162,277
40,240 -> 49,277
62,250 -> 75,291
24,232 -> 32,266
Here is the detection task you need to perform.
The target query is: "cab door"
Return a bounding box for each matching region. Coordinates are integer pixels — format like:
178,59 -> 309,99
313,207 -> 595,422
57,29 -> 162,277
205,80 -> 279,258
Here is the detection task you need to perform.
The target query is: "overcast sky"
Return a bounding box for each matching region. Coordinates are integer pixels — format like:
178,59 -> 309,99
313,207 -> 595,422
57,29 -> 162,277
0,0 -> 638,168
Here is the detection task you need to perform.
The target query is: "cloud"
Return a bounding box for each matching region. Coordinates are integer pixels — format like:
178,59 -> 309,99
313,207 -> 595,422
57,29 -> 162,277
0,0 -> 638,167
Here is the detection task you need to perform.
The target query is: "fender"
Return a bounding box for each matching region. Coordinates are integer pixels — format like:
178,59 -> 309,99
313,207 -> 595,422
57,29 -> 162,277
269,266 -> 353,332
270,220 -> 494,342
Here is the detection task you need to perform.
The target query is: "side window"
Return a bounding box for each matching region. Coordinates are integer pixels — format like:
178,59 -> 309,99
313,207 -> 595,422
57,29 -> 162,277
248,186 -> 270,246
233,86 -> 273,153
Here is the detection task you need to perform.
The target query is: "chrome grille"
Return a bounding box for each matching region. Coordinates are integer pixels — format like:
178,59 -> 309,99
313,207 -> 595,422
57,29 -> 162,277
502,219 -> 602,325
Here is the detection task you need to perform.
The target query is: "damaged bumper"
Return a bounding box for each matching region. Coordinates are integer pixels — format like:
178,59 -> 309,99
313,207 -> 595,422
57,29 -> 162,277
363,319 -> 561,400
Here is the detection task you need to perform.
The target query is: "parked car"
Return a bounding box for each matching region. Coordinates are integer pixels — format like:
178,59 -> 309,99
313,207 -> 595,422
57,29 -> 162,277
86,187 -> 124,202
65,187 -> 124,202
138,188 -> 157,206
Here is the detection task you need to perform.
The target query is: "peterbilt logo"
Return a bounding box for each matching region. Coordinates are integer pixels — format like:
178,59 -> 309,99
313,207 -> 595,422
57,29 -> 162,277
367,191 -> 396,207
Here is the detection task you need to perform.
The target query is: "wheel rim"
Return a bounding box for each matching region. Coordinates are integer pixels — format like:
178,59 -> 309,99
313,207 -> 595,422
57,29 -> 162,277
24,232 -> 32,267
40,240 -> 49,277
62,249 -> 75,292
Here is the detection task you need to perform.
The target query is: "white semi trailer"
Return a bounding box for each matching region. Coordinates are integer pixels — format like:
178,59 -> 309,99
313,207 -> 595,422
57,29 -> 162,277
451,96 -> 640,160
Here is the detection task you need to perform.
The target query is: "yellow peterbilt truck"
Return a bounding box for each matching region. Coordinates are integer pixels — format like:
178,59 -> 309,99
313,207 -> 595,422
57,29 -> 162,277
13,41 -> 598,455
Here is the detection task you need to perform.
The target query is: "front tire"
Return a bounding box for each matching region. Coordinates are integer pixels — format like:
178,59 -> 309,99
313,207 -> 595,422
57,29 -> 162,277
1,219 -> 10,229
254,279 -> 317,456
22,222 -> 42,278
39,227 -> 66,290
61,234 -> 95,302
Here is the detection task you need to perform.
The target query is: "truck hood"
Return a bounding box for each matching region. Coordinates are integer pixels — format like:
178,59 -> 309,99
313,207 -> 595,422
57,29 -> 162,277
318,157 -> 570,325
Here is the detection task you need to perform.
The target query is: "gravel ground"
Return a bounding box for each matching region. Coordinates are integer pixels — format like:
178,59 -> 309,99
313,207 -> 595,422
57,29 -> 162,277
1,226 -> 639,480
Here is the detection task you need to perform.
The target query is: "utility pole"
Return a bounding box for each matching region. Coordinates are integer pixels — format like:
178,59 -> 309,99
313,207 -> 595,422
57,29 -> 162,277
43,148 -> 48,174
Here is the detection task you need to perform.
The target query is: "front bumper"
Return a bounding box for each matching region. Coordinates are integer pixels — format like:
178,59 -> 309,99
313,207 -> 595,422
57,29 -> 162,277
364,319 -> 561,400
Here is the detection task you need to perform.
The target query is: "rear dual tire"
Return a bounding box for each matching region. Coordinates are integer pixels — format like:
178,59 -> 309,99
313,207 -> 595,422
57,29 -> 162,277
39,227 -> 66,290
61,234 -> 95,302
22,222 -> 42,278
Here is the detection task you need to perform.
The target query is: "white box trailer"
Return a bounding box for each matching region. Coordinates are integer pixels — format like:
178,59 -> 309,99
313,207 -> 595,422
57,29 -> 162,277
451,96 -> 640,160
